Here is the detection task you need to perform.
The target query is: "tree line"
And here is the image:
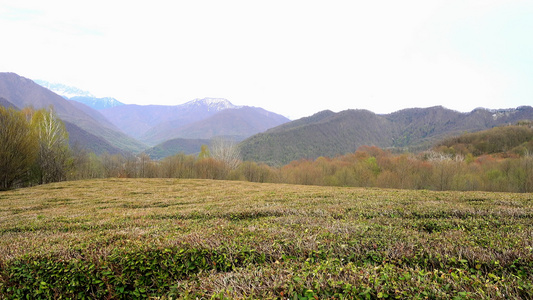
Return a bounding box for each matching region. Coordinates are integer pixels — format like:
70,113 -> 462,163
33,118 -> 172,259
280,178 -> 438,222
275,146 -> 533,193
2,105 -> 533,193
67,145 -> 533,193
1,106 -> 70,189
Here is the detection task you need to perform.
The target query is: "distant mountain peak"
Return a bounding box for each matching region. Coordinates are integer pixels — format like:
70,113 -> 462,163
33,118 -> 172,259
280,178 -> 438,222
33,79 -> 94,98
69,96 -> 124,110
0,72 -> 145,154
33,79 -> 123,110
183,98 -> 240,111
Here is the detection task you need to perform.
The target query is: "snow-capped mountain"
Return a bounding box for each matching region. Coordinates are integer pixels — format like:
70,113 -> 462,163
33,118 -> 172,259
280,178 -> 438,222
99,97 -> 289,145
30,78 -> 289,146
0,73 -> 146,154
99,98 -> 242,142
182,98 -> 241,112
34,80 -> 124,110
34,79 -> 94,98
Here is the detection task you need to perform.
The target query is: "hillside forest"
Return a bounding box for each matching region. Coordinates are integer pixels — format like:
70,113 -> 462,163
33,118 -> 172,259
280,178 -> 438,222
2,105 -> 533,193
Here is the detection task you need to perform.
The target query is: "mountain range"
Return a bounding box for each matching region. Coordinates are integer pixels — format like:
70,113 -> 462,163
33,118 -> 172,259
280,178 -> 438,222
35,79 -> 291,147
0,73 -> 144,154
239,106 -> 533,165
2,72 -> 533,165
0,73 -> 290,156
34,80 -> 125,110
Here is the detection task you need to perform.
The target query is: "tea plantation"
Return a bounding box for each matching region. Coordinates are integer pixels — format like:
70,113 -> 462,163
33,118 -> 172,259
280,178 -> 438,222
0,179 -> 532,299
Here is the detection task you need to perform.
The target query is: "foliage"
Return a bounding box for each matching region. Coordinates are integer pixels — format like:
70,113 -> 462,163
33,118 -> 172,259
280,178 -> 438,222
435,125 -> 533,157
198,144 -> 211,159
144,138 -> 211,160
68,142 -> 533,193
0,179 -> 532,299
0,106 -> 38,189
0,106 -> 73,189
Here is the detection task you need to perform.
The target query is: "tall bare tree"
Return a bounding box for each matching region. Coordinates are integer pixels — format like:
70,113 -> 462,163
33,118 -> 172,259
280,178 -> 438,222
210,137 -> 241,170
30,108 -> 71,184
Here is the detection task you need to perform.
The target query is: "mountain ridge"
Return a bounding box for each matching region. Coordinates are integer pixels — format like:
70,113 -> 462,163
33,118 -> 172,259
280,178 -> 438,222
0,73 -> 145,154
34,80 -> 125,110
102,98 -> 289,145
6,72 -> 533,165
143,106 -> 289,144
240,105 -> 533,165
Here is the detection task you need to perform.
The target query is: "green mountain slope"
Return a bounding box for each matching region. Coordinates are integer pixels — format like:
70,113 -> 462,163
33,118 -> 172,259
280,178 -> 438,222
144,138 -> 211,159
435,123 -> 533,156
240,106 -> 533,165
241,109 -> 398,165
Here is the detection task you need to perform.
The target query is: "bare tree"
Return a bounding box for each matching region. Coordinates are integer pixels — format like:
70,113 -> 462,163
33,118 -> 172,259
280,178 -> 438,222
69,144 -> 104,179
31,108 -> 71,184
210,137 -> 241,170
138,153 -> 150,178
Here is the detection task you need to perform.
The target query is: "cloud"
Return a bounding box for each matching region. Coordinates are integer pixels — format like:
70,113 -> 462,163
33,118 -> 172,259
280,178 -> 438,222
0,5 -> 41,21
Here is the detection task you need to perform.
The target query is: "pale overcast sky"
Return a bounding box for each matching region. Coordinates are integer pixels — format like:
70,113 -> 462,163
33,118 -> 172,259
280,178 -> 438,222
0,1 -> 531,119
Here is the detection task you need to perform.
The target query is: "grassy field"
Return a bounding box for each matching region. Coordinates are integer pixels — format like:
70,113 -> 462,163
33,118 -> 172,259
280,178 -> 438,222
0,179 -> 532,299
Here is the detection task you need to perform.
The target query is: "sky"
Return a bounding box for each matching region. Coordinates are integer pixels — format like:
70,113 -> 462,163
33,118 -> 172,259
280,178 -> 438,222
0,1 -> 532,119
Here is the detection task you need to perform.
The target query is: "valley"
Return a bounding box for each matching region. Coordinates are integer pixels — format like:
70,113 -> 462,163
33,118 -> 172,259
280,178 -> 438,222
3,73 -> 531,164
3,1 -> 532,298
2,72 -> 533,194
1,72 -> 533,299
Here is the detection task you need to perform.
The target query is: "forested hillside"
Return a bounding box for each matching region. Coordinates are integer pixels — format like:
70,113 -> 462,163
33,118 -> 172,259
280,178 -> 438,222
144,138 -> 211,159
240,106 -> 533,165
435,122 -> 533,156
241,109 -> 396,165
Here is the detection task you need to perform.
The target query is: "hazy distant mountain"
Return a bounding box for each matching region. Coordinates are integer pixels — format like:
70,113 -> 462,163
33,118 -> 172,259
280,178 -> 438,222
27,81 -> 289,148
0,96 -> 17,109
182,98 -> 239,112
0,73 -> 145,154
240,106 -> 533,165
101,98 -> 289,146
100,98 -> 238,140
142,106 -> 290,145
67,100 -> 127,140
34,79 -> 124,110
69,96 -> 124,110
64,121 -> 125,155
